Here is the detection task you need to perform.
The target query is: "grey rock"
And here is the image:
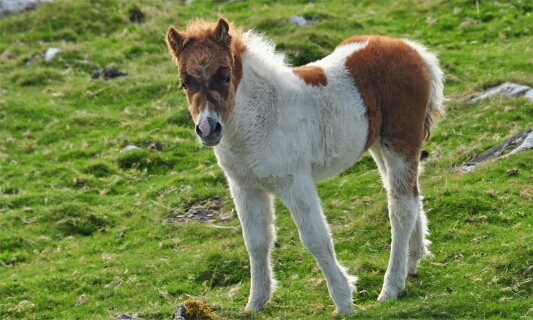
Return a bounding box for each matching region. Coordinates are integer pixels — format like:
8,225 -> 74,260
469,82 -> 533,103
507,130 -> 533,155
120,145 -> 140,152
0,0 -> 51,16
92,67 -> 128,80
115,313 -> 140,320
287,15 -> 312,26
461,128 -> 533,172
174,305 -> 187,320
45,48 -> 61,61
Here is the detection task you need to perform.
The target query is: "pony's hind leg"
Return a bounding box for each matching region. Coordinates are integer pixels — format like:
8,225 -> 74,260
373,142 -> 426,302
370,143 -> 430,277
407,174 -> 431,276
275,175 -> 356,315
230,183 -> 277,311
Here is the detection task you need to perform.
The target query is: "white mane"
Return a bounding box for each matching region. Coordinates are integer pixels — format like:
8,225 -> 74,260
241,30 -> 290,73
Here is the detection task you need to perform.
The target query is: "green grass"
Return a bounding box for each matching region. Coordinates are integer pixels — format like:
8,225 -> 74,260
1,0 -> 532,319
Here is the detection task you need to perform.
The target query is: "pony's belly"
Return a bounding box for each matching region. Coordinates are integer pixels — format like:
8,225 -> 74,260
310,101 -> 369,181
311,141 -> 365,181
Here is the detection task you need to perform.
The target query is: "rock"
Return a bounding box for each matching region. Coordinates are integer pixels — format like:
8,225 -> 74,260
525,89 -> 533,102
164,207 -> 231,223
0,0 -> 51,16
120,145 -> 140,152
92,67 -> 128,80
506,130 -> 533,156
469,82 -> 533,103
45,48 -> 61,61
461,128 -> 533,172
174,305 -> 187,320
115,313 -> 140,320
287,15 -> 312,26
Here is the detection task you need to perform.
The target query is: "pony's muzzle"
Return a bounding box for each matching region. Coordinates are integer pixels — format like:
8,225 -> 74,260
195,117 -> 223,146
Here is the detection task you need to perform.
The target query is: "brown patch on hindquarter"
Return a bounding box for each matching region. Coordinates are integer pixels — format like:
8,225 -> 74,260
293,65 -> 328,86
342,36 -> 430,159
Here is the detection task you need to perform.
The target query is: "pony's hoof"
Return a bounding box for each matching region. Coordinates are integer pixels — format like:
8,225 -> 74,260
335,303 -> 355,315
244,301 -> 265,312
377,289 -> 399,303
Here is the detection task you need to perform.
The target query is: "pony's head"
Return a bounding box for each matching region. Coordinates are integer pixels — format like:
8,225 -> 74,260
166,18 -> 242,146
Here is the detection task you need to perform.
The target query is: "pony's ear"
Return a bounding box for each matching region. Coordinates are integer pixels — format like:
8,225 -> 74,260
214,18 -> 231,47
166,26 -> 185,57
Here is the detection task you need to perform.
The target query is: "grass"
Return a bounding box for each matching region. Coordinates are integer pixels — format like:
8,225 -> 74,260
1,0 -> 532,319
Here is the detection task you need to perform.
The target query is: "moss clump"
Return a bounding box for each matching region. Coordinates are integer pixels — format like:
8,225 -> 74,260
184,298 -> 215,320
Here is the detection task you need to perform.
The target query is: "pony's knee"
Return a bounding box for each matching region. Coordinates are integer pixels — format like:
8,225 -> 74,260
299,228 -> 334,257
388,195 -> 419,223
244,232 -> 275,257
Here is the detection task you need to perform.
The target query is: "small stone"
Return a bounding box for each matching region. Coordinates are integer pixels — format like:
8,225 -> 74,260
92,67 -> 128,80
45,48 -> 62,61
115,313 -> 140,320
287,15 -> 312,26
174,305 -> 187,320
120,145 -> 140,152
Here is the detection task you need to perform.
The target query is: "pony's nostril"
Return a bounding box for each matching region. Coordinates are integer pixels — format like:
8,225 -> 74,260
195,124 -> 203,137
214,122 -> 223,135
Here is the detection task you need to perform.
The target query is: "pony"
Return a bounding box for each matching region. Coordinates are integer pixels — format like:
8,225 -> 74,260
165,18 -> 445,314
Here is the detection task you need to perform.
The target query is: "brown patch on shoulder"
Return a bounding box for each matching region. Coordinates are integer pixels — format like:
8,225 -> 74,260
342,35 -> 431,160
293,65 -> 327,86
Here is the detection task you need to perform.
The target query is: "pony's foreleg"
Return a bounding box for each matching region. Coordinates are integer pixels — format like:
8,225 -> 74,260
230,183 -> 276,311
276,175 -> 356,315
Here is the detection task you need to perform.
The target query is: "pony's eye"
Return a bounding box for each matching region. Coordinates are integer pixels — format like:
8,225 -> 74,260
181,84 -> 187,90
225,75 -> 231,84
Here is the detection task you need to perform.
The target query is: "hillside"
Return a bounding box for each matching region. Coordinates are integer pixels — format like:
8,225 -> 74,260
1,0 -> 532,319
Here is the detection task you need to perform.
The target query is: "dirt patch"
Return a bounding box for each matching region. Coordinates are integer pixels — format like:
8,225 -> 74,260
164,196 -> 232,223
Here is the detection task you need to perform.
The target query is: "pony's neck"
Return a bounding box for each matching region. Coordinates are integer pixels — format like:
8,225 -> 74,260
221,32 -> 292,149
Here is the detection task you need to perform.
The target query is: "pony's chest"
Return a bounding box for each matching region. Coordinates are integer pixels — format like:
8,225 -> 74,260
214,146 -> 261,186
214,144 -> 297,192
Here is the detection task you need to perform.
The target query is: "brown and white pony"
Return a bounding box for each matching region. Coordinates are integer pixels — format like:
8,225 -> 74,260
166,18 -> 445,314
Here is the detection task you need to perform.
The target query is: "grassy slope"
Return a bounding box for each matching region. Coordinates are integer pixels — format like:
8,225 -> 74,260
1,0 -> 532,319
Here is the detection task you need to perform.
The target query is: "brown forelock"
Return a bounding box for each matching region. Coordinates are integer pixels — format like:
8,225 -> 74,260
342,35 -> 431,162
176,20 -> 246,124
292,65 -> 328,86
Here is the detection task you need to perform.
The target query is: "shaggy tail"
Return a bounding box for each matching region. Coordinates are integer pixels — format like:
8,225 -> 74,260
404,39 -> 446,140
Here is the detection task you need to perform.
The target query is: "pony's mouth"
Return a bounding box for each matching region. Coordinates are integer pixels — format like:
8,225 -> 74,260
201,139 -> 221,147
